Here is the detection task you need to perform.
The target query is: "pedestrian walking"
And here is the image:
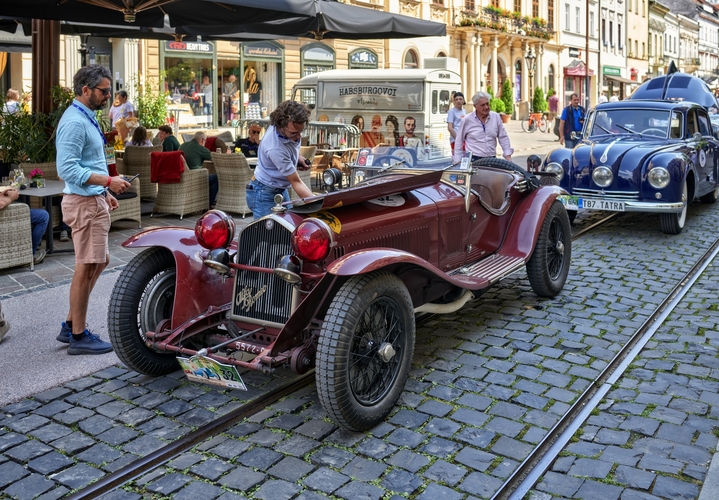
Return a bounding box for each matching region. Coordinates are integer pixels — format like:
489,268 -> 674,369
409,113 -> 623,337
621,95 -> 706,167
246,100 -> 313,219
452,91 -> 513,163
559,93 -> 586,149
547,89 -> 559,137
56,64 -> 130,355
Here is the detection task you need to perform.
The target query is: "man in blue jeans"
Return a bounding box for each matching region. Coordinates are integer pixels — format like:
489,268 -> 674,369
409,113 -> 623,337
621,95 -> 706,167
0,186 -> 49,264
246,100 -> 313,219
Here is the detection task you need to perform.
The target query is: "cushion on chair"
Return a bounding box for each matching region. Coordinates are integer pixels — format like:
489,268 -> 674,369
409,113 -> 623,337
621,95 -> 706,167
205,136 -> 218,152
108,163 -> 119,177
151,151 -> 186,184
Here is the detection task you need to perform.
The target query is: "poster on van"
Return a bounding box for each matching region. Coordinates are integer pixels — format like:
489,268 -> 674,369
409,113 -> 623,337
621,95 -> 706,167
320,81 -> 424,111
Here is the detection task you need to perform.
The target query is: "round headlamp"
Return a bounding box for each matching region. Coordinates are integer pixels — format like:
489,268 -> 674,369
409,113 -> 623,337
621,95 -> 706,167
544,162 -> 564,182
648,167 -> 670,189
592,166 -> 613,188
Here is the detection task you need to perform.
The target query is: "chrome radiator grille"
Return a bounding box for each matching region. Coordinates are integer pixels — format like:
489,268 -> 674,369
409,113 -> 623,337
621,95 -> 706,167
232,220 -> 294,325
573,188 -> 640,201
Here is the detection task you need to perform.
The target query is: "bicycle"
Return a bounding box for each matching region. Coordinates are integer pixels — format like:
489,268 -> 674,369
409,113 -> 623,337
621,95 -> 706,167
521,112 -> 548,133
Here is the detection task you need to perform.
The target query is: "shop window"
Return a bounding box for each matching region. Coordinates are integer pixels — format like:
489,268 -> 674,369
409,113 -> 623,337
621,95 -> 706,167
349,49 -> 378,69
404,49 -> 419,69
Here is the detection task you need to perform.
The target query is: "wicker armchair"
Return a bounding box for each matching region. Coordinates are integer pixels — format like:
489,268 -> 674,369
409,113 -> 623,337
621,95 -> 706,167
0,203 -> 34,270
119,145 -> 162,200
151,156 -> 210,219
210,152 -> 253,217
110,177 -> 141,228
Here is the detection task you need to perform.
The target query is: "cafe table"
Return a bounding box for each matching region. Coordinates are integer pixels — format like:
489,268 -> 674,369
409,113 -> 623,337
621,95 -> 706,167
18,180 -> 66,254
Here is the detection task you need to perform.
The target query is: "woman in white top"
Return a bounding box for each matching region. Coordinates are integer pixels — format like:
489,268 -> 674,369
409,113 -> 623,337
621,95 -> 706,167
3,89 -> 20,114
108,90 -> 136,125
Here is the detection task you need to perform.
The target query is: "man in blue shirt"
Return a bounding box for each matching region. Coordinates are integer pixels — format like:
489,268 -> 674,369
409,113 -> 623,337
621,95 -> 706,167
559,93 -> 586,149
56,65 -> 130,355
246,101 -> 313,219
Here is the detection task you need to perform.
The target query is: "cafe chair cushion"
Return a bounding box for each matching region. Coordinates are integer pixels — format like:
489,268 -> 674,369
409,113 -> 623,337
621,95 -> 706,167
150,151 -> 186,184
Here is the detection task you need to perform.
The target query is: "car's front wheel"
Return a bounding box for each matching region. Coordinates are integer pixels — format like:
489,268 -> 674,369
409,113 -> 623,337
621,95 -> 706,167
659,181 -> 688,234
108,247 -> 179,376
316,272 -> 415,431
527,200 -> 572,297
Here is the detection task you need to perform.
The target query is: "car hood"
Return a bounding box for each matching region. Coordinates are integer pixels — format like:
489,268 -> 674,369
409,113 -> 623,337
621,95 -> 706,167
566,136 -> 677,190
288,169 -> 444,213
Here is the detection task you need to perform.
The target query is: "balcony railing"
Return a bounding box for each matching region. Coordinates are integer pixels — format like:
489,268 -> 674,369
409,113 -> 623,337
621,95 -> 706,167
459,6 -> 554,40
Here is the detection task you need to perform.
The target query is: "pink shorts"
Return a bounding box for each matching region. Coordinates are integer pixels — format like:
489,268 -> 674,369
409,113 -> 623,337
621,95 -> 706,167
61,194 -> 111,264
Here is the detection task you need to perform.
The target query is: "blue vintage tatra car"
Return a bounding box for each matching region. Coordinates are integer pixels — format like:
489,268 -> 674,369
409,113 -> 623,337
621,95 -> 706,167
537,97 -> 719,234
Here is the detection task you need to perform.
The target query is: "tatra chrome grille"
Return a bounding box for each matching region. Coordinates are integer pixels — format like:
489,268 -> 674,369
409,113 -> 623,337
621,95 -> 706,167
232,220 -> 294,325
573,188 -> 640,201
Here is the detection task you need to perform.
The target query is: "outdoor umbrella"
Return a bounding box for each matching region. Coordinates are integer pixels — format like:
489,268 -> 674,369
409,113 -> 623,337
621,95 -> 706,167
0,0 -> 306,29
184,0 -> 447,40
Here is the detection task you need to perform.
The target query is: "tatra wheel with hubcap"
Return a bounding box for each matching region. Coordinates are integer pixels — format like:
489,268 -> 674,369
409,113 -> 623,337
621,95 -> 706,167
316,272 -> 415,431
527,200 -> 572,297
108,247 -> 179,376
659,181 -> 688,235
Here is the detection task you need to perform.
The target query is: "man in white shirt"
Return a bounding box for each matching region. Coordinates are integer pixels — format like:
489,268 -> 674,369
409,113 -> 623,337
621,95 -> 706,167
452,91 -> 514,163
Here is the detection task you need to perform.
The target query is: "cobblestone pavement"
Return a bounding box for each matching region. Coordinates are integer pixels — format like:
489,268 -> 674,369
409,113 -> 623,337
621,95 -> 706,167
1,198 -> 718,499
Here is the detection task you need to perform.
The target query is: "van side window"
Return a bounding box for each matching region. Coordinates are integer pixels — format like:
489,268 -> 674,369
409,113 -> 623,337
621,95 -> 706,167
439,90 -> 451,114
432,90 -> 438,114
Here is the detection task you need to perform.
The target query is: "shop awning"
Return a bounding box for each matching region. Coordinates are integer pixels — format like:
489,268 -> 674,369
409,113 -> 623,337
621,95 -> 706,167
564,60 -> 594,77
605,75 -> 638,85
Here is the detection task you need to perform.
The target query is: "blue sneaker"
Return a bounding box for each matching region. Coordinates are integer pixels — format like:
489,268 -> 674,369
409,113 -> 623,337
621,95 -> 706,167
67,329 -> 113,355
56,322 -> 72,344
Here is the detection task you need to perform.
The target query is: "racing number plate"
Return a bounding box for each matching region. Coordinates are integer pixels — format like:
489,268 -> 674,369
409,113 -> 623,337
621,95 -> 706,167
177,355 -> 247,390
558,195 -> 625,212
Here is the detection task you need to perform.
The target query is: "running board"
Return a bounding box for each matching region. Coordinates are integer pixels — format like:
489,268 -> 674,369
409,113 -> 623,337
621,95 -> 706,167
450,254 -> 526,284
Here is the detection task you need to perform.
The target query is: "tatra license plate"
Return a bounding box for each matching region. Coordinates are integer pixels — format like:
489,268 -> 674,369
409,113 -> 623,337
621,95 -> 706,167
177,355 -> 247,390
558,195 -> 625,212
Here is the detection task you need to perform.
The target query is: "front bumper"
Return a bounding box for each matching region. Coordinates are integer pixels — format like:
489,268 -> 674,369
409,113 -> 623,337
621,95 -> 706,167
558,195 -> 685,214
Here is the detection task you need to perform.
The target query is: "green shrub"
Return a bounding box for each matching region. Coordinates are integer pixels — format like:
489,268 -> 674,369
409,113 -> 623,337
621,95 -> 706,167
533,86 -> 548,113
133,78 -> 169,129
489,97 -> 505,113
500,78 -> 513,116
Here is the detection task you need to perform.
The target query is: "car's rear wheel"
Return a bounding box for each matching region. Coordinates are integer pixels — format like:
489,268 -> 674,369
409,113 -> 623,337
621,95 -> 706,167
700,185 -> 719,204
659,181 -> 688,234
527,200 -> 572,297
316,272 -> 415,431
108,247 -> 178,376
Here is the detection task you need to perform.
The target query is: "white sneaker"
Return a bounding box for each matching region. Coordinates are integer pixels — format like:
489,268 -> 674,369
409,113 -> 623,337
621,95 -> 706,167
60,230 -> 69,242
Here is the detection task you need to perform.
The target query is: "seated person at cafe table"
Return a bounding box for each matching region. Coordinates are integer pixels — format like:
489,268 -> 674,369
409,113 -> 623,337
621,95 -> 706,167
234,123 -> 262,157
179,131 -> 218,207
0,186 -> 50,265
126,126 -> 153,147
157,125 -> 180,152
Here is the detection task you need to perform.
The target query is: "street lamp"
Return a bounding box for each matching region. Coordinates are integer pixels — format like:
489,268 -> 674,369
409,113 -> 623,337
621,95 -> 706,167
526,48 -> 536,113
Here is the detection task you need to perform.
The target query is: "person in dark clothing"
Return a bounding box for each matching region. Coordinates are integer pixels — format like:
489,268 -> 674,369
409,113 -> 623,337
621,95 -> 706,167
234,123 -> 261,157
179,131 -> 218,206
559,93 -> 586,149
157,125 -> 180,152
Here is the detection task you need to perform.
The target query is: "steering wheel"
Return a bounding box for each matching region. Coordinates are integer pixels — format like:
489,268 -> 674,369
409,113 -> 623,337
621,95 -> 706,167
642,128 -> 666,137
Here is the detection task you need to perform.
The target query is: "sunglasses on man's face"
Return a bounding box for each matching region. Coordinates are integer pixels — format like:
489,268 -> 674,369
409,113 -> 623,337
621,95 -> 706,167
92,87 -> 112,96
250,130 -> 261,135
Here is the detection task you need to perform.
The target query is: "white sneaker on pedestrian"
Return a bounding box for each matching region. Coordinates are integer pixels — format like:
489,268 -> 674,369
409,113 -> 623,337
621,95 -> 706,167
60,230 -> 69,242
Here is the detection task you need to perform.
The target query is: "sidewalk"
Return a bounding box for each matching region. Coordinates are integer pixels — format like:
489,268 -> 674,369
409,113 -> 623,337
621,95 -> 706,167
0,120 -> 559,299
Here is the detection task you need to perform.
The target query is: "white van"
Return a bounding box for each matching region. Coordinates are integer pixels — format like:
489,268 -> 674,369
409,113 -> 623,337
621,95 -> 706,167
291,61 -> 461,162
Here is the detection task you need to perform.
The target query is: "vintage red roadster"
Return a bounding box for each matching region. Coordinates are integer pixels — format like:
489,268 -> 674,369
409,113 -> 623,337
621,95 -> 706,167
108,156 -> 571,431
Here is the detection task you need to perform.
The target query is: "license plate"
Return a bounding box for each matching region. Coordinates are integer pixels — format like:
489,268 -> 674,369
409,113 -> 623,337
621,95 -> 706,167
177,355 -> 247,390
558,195 -> 625,212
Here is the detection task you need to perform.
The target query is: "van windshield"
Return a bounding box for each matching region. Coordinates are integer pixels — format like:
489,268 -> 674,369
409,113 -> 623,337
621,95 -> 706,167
294,87 -> 316,110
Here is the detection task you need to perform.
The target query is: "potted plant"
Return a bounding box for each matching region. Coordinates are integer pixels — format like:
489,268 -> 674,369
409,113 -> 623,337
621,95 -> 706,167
489,97 -> 505,114
533,86 -> 548,115
500,78 -> 514,122
29,168 -> 45,188
133,77 -> 169,140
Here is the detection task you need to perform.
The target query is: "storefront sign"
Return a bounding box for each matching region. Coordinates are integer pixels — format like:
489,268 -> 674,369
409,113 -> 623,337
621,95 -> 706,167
165,41 -> 212,53
603,66 -> 622,76
568,48 -> 580,58
243,43 -> 282,58
350,50 -> 377,66
320,81 -> 423,111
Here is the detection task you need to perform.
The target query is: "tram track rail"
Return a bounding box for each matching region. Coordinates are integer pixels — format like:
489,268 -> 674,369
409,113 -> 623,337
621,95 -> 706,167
66,210 -> 624,499
491,230 -> 719,500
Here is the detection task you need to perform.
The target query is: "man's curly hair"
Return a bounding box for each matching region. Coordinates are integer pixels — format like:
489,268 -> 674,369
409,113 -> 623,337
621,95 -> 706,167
270,100 -> 311,129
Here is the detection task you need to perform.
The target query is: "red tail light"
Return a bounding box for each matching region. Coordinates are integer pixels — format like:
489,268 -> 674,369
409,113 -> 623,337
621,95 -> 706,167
292,219 -> 333,263
195,210 -> 236,249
